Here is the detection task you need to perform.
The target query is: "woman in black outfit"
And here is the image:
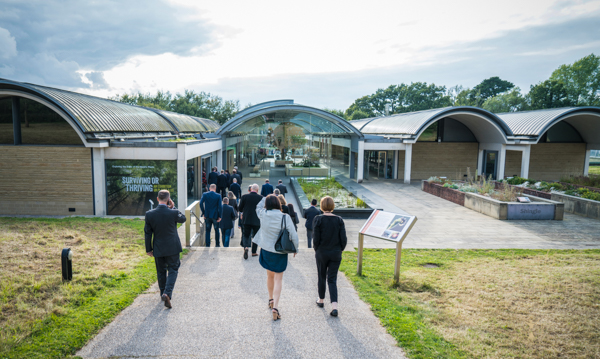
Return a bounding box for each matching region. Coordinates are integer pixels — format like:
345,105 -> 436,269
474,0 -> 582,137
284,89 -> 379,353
312,196 -> 347,317
287,203 -> 299,231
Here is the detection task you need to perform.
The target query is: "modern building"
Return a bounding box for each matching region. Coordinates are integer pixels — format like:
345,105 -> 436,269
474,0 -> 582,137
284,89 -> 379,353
2,79 -> 599,216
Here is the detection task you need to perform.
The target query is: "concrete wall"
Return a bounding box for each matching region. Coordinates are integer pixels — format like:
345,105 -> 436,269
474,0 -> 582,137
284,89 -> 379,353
529,143 -> 586,181
410,143 -> 478,180
505,150 -> 522,178
0,146 -> 94,216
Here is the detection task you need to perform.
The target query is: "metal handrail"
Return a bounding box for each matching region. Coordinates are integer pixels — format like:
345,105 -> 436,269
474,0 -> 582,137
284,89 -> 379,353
185,200 -> 204,247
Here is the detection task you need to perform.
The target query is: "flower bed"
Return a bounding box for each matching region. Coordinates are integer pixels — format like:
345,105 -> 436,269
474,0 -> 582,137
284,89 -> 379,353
502,176 -> 600,202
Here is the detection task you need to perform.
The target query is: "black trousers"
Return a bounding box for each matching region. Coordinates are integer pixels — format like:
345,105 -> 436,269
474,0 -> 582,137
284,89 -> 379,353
155,253 -> 181,299
218,187 -> 227,199
242,224 -> 260,254
316,250 -> 342,303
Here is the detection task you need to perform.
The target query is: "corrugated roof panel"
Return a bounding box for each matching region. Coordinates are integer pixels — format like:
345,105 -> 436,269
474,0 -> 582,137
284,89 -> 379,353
194,117 -> 220,132
151,109 -> 208,132
29,84 -> 175,133
359,107 -> 450,135
497,107 -> 578,136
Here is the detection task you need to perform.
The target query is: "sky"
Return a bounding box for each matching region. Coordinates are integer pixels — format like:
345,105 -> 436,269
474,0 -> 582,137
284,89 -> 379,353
1,0 -> 600,110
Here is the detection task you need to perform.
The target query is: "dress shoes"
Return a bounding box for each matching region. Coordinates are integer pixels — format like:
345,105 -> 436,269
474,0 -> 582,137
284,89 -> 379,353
162,294 -> 172,308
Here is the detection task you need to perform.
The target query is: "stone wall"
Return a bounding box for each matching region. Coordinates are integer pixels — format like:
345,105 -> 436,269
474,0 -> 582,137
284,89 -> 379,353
0,146 -> 94,215
410,142 -> 478,180
504,150 -> 522,178
529,143 -> 586,181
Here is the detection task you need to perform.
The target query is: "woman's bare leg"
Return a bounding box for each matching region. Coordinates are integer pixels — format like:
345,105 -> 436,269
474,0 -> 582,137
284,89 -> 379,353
273,272 -> 284,310
267,270 -> 274,300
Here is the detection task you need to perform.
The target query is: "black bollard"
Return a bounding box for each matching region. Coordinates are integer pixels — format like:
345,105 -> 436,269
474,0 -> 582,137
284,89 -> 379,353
61,248 -> 73,281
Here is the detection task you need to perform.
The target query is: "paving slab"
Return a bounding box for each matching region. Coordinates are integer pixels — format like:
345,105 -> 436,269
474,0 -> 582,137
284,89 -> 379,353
77,248 -> 406,359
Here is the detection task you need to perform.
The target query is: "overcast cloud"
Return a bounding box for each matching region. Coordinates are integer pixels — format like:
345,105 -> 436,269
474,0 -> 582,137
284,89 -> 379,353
1,0 -> 599,109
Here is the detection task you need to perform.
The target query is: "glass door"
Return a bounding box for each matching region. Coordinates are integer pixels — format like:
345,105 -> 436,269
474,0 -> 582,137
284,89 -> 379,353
377,151 -> 387,178
483,150 -> 498,180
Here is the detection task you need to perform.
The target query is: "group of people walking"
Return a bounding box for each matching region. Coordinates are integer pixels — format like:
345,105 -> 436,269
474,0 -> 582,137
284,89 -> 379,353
143,175 -> 348,322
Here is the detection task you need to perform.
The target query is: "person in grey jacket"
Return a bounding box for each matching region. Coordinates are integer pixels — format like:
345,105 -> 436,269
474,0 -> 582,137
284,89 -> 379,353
252,195 -> 299,321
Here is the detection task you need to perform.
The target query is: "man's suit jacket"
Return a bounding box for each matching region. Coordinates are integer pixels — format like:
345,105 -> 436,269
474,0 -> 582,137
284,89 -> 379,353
276,184 -> 288,196
145,204 -> 186,257
229,182 -> 241,199
230,173 -> 242,186
220,204 -> 237,230
217,174 -> 229,188
200,191 -> 223,219
304,205 -> 322,229
237,171 -> 243,183
208,171 -> 218,185
260,183 -> 274,197
239,192 -> 263,227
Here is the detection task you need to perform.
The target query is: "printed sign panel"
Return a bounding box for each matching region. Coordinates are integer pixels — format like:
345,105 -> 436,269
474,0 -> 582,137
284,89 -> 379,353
506,204 -> 555,220
359,210 -> 417,242
106,160 -> 177,216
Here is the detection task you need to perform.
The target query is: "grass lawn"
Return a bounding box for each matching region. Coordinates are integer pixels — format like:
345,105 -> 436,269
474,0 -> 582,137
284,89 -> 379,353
0,217 -> 182,359
340,249 -> 600,359
589,166 -> 600,175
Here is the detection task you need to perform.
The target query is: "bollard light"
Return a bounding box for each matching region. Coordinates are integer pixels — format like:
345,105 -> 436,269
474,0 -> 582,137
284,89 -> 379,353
61,248 -> 73,281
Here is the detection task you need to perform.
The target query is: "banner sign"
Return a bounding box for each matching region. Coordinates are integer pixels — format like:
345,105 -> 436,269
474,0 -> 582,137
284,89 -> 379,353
359,210 -> 417,242
106,160 -> 177,216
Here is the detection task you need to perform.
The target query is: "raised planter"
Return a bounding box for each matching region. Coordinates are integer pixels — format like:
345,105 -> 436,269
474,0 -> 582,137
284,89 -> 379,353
285,164 -> 329,177
289,178 -> 374,219
550,192 -> 600,220
275,160 -> 293,166
422,180 -> 563,220
493,182 -> 551,199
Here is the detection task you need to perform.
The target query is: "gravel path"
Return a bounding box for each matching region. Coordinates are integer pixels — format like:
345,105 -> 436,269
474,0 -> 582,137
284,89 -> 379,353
77,247 -> 406,359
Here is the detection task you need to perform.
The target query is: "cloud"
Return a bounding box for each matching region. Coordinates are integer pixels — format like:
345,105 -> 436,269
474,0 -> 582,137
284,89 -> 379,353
0,0 -> 216,87
196,14 -> 600,109
84,71 -> 110,89
0,27 -> 17,59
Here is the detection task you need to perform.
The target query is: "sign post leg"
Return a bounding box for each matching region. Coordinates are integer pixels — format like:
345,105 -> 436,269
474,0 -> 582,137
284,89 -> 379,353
394,241 -> 403,284
357,233 -> 364,276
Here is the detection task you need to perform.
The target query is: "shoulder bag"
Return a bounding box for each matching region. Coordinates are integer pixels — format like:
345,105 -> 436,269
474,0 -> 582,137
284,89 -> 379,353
274,214 -> 297,254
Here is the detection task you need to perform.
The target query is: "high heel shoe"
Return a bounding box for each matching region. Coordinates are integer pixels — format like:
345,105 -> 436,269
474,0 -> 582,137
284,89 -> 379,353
268,299 -> 274,309
316,300 -> 324,308
272,308 -> 281,321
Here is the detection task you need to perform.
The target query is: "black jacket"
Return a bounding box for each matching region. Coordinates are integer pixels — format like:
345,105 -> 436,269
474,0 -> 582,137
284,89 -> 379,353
239,192 -> 263,226
217,173 -> 229,188
220,204 -> 237,230
229,182 -> 242,199
230,173 -> 242,186
304,206 -> 322,229
144,204 -> 186,257
276,184 -> 288,196
208,171 -> 218,185
313,214 -> 347,252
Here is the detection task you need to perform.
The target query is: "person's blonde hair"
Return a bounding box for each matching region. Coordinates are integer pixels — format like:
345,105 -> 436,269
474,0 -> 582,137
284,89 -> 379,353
227,191 -> 236,200
277,195 -> 287,206
320,196 -> 335,212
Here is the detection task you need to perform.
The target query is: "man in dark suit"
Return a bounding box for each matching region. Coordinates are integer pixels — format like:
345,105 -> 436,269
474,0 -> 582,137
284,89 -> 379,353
230,169 -> 242,187
199,184 -> 223,247
239,183 -> 263,259
208,167 -> 218,187
229,178 -> 241,204
276,180 -> 288,197
304,199 -> 322,248
234,166 -> 243,184
260,179 -> 274,197
217,170 -> 228,199
220,197 -> 237,247
145,190 -> 186,308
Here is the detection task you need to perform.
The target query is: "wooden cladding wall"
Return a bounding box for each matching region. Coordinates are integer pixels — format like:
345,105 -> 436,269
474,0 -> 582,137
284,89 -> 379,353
0,146 -> 94,215
411,143 -> 478,180
529,143 -> 586,181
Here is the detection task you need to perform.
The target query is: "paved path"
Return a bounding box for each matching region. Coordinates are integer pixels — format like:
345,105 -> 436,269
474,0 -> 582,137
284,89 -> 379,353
77,248 -> 406,359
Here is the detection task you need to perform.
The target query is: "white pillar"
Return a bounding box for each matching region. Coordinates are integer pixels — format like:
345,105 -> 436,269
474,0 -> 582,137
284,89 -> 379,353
393,150 -> 399,179
497,145 -> 506,180
404,143 -> 412,184
584,149 -> 591,176
216,149 -> 223,170
477,149 -> 484,176
357,140 -> 364,183
92,148 -> 106,216
177,143 -> 187,210
521,145 -> 531,179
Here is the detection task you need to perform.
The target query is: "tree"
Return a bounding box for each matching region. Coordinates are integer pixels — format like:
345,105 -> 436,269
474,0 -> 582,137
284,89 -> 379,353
549,53 -> 600,106
482,87 -> 527,113
322,108 -> 347,120
455,77 -> 515,107
527,80 -> 573,110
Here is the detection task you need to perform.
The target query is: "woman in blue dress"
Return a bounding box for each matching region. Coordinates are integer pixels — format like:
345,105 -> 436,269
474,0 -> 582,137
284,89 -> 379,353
253,194 -> 299,321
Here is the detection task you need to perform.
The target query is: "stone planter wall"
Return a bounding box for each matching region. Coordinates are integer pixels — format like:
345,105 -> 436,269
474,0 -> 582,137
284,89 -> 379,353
493,182 -> 551,199
550,192 -> 600,220
285,164 -> 329,177
421,180 -> 465,206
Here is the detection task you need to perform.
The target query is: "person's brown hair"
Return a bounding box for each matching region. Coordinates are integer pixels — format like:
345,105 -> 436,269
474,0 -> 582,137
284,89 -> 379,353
278,195 -> 287,206
158,190 -> 170,201
320,196 -> 335,212
265,194 -> 281,210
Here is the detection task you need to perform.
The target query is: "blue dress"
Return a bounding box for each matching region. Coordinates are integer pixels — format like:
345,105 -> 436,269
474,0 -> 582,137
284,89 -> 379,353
259,249 -> 288,273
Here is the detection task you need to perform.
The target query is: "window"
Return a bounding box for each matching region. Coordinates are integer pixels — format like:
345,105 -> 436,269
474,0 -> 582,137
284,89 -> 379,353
417,122 -> 438,141
19,98 -> 83,145
0,98 -> 13,144
539,121 -> 583,143
417,118 -> 477,142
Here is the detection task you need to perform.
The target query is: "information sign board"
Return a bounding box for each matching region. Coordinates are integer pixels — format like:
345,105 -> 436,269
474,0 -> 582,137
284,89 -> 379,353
360,210 -> 417,242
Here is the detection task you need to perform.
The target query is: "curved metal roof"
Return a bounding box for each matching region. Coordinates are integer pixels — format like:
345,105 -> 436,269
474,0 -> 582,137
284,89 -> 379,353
497,107 -> 600,136
350,106 -> 512,136
0,78 -> 216,134
216,100 -> 363,137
